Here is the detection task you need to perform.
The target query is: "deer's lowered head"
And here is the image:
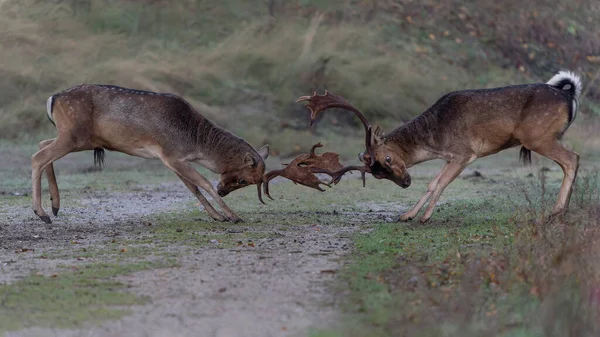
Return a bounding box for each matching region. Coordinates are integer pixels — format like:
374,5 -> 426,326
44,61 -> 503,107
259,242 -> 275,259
216,144 -> 270,203
297,91 -> 411,188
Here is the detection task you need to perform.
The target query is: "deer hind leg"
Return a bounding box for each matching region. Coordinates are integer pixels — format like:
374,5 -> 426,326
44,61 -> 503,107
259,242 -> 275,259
398,162 -> 452,221
174,173 -> 227,222
32,137 -> 76,223
162,159 -> 243,223
39,139 -> 61,216
526,139 -> 579,215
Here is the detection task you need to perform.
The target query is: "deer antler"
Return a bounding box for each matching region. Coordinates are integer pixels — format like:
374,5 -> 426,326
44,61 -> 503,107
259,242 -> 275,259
296,91 -> 375,166
310,165 -> 370,188
262,143 -> 346,199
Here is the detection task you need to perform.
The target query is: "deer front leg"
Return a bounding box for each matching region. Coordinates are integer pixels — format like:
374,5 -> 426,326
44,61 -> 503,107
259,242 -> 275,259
162,159 -> 243,223
418,159 -> 472,223
32,137 -> 76,223
397,162 -> 452,221
174,173 -> 227,222
39,139 -> 61,216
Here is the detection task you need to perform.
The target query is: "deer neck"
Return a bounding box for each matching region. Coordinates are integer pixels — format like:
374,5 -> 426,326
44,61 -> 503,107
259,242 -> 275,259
384,113 -> 443,168
195,120 -> 259,174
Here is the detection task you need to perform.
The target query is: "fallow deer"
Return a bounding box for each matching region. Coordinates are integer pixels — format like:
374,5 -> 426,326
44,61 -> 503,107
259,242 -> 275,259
33,84 -> 270,224
297,71 -> 582,223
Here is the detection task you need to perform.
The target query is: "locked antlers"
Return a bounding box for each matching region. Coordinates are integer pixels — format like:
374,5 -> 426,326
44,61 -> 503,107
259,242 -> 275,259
262,143 -> 346,199
296,90 -> 375,166
262,91 -> 375,199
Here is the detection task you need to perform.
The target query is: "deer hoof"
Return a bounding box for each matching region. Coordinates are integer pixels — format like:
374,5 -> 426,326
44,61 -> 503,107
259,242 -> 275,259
397,213 -> 413,222
419,216 -> 431,224
52,207 -> 59,216
230,217 -> 244,224
39,215 -> 52,224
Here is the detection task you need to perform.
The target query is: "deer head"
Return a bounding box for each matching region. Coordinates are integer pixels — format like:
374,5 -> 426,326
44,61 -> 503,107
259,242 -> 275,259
296,91 -> 411,188
217,144 -> 270,203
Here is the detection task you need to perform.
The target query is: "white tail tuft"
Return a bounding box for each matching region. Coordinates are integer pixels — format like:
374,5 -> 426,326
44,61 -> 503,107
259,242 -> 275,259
46,96 -> 54,124
547,70 -> 582,98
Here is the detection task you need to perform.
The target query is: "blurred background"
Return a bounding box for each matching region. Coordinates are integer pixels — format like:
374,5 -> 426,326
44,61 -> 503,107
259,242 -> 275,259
1,0 -> 599,158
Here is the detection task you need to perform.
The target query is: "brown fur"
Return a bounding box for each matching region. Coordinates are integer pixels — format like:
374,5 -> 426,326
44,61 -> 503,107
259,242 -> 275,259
33,84 -> 269,224
298,71 -> 582,223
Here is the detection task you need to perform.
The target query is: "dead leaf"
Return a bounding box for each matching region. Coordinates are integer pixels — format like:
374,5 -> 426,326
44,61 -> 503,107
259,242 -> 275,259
120,248 -> 127,253
586,55 -> 600,63
530,286 -> 539,296
320,269 -> 337,274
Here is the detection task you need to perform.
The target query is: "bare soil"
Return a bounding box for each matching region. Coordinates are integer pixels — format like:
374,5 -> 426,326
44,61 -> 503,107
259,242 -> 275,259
0,150 -> 381,337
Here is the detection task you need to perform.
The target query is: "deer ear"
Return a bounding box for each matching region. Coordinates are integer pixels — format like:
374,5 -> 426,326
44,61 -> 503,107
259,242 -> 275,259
371,124 -> 384,145
244,153 -> 256,167
258,144 -> 270,160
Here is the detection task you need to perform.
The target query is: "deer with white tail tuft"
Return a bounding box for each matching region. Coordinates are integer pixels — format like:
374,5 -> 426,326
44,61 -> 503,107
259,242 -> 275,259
298,70 -> 582,223
33,84 -> 270,224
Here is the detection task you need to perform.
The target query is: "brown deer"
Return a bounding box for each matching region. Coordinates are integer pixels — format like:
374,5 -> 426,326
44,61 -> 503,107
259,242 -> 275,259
297,71 -> 582,223
33,84 -> 270,224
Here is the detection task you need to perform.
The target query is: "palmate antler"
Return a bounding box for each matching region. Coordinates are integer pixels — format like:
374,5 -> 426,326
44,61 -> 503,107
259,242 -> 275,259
295,91 -> 376,185
263,143 -> 367,199
296,91 -> 375,167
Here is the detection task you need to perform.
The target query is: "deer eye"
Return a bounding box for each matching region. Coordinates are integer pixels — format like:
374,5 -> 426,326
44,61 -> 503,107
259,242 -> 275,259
238,179 -> 247,185
385,156 -> 392,164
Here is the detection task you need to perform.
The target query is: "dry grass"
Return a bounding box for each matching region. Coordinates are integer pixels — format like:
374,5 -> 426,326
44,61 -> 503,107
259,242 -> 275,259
1,0 -> 599,162
386,170 -> 600,337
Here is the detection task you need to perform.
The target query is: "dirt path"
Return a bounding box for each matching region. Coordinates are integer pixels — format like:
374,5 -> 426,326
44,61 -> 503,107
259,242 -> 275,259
0,177 -> 380,337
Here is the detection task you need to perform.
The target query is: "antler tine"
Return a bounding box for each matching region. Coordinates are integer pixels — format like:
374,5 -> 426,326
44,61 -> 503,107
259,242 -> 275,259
262,169 -> 284,200
309,142 -> 323,157
296,91 -> 376,166
295,90 -> 319,103
311,165 -> 370,188
256,181 -> 266,204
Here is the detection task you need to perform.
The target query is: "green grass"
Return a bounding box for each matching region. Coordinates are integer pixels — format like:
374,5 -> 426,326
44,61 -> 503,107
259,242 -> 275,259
312,169 -> 600,337
0,260 -> 177,335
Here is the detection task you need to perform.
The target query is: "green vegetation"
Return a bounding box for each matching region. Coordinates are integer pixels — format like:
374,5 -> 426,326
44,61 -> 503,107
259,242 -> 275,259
1,1 -> 599,158
313,169 -> 600,337
1,1 -> 599,336
0,260 -> 177,334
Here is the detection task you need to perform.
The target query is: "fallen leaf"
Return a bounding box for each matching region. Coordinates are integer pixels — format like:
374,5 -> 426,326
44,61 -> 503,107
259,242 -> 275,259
530,286 -> 539,296
586,55 -> 600,63
120,248 -> 127,253
320,269 -> 337,274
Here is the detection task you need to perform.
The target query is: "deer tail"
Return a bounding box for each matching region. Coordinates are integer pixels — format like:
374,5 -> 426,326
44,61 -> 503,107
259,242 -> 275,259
547,70 -> 582,127
46,95 -> 56,126
94,148 -> 105,168
519,146 -> 532,166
